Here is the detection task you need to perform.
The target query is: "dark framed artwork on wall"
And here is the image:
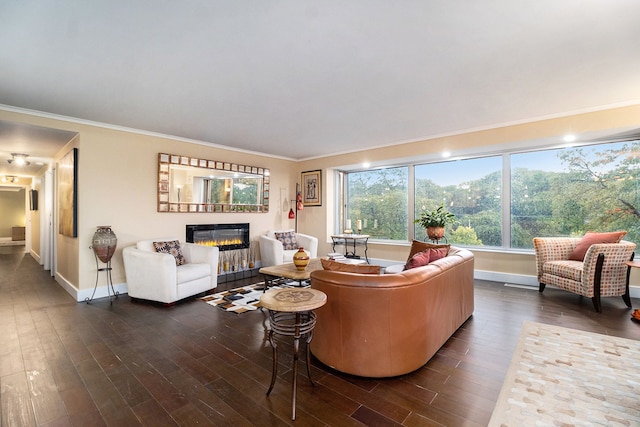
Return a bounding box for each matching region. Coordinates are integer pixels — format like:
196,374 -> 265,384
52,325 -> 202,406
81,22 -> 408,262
29,189 -> 38,211
301,170 -> 322,206
59,148 -> 78,237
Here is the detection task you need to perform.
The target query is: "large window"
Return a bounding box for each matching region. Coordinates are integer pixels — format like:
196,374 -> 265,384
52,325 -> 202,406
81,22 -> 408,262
344,167 -> 408,241
415,156 -> 502,246
341,140 -> 640,249
511,141 -> 640,248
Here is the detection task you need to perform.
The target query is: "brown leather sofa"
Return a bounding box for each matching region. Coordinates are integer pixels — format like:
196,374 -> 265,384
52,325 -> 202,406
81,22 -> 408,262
309,246 -> 474,377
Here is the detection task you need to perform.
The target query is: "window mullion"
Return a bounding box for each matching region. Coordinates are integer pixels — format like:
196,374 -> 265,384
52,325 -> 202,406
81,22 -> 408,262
408,165 -> 415,241
502,154 -> 511,248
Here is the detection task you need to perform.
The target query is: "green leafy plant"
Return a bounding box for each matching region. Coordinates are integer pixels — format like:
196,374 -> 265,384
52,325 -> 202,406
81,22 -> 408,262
414,204 -> 456,228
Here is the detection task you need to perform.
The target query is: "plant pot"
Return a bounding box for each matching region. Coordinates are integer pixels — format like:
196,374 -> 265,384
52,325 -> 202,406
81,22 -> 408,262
426,226 -> 445,240
293,247 -> 310,271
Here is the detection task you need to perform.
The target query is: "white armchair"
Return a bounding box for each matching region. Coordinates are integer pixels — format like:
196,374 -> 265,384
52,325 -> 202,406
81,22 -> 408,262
122,238 -> 219,305
259,230 -> 318,267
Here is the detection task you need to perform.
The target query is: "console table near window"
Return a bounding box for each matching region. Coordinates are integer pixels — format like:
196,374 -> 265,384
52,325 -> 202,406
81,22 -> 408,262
330,234 -> 369,263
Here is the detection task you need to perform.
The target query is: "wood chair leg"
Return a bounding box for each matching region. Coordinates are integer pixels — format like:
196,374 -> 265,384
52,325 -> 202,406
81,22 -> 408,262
622,293 -> 632,308
623,252 -> 635,308
592,253 -> 604,313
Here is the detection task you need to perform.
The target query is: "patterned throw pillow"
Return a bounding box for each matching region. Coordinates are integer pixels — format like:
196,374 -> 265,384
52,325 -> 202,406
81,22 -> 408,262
153,240 -> 187,266
274,231 -> 298,250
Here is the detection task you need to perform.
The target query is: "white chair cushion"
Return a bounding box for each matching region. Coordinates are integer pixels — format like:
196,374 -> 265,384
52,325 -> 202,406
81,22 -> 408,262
176,263 -> 211,284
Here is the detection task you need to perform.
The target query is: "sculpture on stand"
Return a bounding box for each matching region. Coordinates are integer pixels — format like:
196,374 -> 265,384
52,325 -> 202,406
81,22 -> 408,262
87,226 -> 118,304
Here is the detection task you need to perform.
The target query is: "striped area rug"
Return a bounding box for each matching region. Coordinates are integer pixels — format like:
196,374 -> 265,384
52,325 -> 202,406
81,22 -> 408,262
489,321 -> 640,426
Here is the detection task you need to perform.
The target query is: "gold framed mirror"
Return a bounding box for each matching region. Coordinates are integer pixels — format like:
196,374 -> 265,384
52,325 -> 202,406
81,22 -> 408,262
157,153 -> 270,213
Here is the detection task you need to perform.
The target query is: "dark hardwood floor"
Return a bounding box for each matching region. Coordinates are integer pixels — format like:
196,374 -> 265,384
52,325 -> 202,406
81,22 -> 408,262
2,249 -> 640,426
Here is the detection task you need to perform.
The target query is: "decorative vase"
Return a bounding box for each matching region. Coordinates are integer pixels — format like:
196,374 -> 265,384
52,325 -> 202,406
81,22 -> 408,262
92,226 -> 117,263
426,226 -> 445,241
293,247 -> 310,271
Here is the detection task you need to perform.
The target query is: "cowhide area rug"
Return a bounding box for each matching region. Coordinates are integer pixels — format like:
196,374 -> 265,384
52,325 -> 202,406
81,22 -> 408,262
489,321 -> 640,426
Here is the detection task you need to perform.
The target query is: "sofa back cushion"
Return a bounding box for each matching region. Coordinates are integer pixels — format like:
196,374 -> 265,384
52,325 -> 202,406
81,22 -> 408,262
321,258 -> 381,274
568,231 -> 627,261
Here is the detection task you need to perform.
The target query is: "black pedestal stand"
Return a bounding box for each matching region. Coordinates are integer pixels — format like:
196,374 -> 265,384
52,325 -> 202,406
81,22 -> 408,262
425,236 -> 448,244
85,252 -> 119,305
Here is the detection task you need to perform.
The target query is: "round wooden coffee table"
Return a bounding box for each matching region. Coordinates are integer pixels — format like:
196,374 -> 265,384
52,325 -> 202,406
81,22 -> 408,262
260,288 -> 327,420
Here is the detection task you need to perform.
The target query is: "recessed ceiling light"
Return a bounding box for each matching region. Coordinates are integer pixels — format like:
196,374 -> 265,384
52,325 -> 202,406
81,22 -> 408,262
563,134 -> 576,143
442,151 -> 451,158
362,162 -> 371,168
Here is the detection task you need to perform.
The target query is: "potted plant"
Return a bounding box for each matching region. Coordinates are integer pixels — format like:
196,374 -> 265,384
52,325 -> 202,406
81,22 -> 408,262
414,204 -> 456,241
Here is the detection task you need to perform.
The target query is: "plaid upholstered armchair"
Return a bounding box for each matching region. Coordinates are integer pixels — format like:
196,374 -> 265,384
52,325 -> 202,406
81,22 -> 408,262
533,235 -> 636,312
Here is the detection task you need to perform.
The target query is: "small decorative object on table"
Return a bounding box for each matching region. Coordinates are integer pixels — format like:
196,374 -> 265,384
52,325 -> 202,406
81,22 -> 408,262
344,218 -> 353,234
293,247 -> 309,271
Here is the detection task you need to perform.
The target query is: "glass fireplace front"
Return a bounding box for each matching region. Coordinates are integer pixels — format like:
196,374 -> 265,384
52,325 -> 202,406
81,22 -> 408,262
186,223 -> 250,251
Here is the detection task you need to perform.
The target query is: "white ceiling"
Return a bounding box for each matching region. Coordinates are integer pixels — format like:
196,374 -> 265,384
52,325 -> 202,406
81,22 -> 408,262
1,1 -> 639,162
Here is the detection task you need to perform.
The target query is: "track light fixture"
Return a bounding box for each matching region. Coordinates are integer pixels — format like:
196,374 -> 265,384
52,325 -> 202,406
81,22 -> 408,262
7,153 -> 30,166
1,175 -> 19,183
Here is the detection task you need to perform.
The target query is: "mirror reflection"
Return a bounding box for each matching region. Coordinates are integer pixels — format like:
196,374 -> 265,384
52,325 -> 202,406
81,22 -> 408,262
158,153 -> 270,213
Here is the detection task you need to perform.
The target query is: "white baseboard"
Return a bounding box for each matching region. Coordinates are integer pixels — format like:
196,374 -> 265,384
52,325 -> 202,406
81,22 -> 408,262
474,269 -> 538,287
77,282 -> 128,303
30,250 -> 41,264
55,272 -> 128,302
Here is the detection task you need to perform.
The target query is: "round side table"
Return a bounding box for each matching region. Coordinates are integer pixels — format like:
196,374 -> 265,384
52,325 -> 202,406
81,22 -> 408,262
260,288 -> 327,420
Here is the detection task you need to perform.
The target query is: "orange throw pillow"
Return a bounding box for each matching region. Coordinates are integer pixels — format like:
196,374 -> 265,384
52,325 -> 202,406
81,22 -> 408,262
568,231 -> 627,261
320,258 -> 381,274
